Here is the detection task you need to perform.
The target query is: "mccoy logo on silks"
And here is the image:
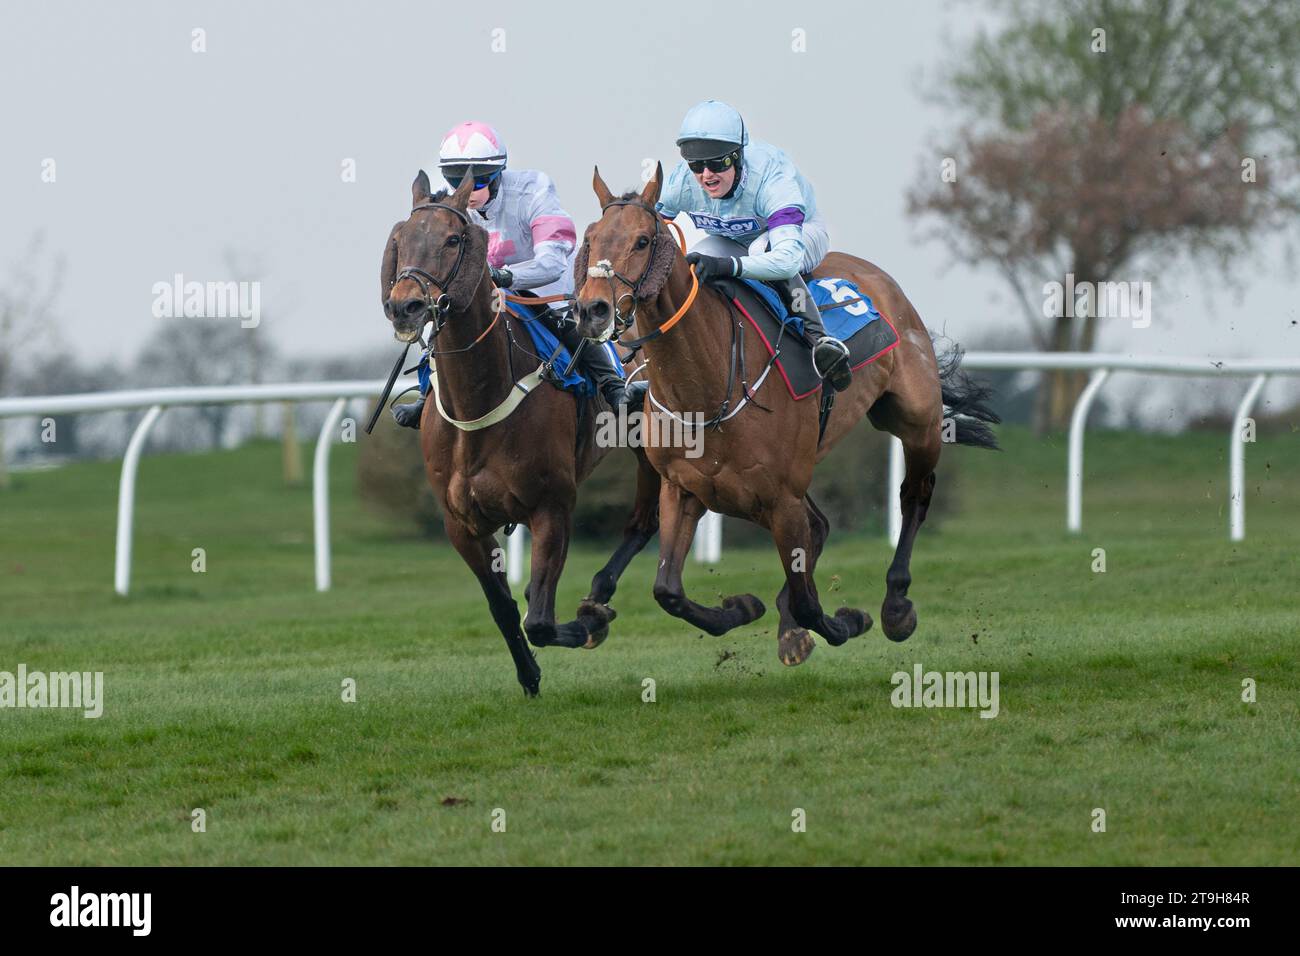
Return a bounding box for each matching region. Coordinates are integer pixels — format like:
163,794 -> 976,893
687,211 -> 762,237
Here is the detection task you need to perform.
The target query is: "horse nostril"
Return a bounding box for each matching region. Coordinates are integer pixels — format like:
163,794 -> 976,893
587,300 -> 610,321
402,299 -> 425,319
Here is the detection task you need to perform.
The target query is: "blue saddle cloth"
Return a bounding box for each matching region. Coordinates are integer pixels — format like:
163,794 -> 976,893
740,277 -> 881,340
417,299 -> 622,399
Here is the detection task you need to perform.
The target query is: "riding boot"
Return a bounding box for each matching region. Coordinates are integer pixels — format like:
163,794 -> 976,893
776,273 -> 852,391
392,393 -> 427,429
558,325 -> 646,408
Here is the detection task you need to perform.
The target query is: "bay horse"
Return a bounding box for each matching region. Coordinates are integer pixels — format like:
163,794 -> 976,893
572,165 -> 998,665
380,170 -> 661,696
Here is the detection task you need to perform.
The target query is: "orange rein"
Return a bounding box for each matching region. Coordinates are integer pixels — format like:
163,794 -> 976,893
651,218 -> 700,335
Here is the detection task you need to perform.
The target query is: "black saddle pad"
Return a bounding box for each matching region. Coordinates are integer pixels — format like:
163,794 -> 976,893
714,277 -> 900,399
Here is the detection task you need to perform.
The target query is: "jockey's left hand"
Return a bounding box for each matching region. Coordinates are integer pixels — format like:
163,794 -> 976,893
685,252 -> 741,281
490,266 -> 514,288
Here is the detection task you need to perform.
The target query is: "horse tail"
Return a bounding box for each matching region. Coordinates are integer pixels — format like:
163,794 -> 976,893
936,341 -> 1001,451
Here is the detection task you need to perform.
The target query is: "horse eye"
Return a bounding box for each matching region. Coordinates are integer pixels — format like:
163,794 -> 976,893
447,235 -> 461,247
635,236 -> 650,250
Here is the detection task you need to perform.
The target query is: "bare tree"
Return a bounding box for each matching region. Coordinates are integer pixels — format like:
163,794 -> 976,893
133,320 -> 261,449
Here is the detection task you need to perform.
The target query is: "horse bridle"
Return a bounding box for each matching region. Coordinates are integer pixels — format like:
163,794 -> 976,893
579,198 -> 667,342
393,201 -> 480,337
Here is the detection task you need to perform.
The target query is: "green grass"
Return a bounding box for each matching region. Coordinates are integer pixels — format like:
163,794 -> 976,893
1,425 -> 1298,865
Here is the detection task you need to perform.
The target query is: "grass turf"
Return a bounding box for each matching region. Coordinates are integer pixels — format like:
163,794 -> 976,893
1,425 -> 1297,865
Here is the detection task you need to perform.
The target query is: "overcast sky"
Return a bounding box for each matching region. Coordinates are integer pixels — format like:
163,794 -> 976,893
3,0 -> 1296,420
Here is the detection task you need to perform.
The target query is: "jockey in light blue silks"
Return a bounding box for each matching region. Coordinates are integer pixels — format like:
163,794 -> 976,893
393,121 -> 643,428
655,100 -> 853,390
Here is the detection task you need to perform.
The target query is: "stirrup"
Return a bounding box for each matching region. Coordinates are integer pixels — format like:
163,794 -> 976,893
814,337 -> 852,392
603,379 -> 648,408
391,396 -> 426,429
624,380 -> 649,406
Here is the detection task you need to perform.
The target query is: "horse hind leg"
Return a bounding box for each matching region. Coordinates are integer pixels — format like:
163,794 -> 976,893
771,496 -> 871,648
578,448 -> 662,648
652,483 -> 766,636
444,519 -> 541,697
880,428 -> 940,642
867,318 -> 947,642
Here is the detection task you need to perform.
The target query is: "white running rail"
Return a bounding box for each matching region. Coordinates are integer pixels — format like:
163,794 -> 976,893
1,379 -> 414,595
3,352 -> 1297,593
883,352 -> 1300,545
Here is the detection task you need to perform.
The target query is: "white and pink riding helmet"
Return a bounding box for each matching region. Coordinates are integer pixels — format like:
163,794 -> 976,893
437,120 -> 508,191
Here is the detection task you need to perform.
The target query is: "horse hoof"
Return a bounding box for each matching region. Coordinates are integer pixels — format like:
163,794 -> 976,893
723,593 -> 766,624
881,599 -> 917,642
519,668 -> 542,697
577,599 -> 617,650
778,628 -> 815,666
835,606 -> 872,639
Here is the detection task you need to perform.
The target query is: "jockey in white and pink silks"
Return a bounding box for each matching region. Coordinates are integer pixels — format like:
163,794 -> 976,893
392,121 -> 643,429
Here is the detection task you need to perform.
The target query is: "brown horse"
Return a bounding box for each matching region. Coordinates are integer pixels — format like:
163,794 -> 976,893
572,165 -> 998,665
380,170 -> 661,695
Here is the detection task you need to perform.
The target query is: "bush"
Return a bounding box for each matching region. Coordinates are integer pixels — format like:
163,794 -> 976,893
356,416 -> 444,537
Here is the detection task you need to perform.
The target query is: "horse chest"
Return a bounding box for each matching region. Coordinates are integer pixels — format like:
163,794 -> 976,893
440,463 -> 491,511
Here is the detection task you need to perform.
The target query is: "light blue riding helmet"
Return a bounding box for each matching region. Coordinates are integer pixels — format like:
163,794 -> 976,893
676,100 -> 749,161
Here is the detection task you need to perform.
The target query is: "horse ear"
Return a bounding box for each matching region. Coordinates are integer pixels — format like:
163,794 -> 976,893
592,165 -> 614,208
449,169 -> 477,210
640,161 -> 663,206
412,170 -> 433,208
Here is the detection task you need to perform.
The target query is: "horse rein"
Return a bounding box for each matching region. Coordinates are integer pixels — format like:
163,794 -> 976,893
580,199 -> 699,349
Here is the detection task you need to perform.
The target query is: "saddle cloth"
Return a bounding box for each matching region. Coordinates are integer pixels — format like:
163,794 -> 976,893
714,277 -> 900,400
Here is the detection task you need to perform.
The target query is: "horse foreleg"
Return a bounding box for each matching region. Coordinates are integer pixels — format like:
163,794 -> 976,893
652,483 -> 765,635
444,518 -> 541,697
771,496 -> 870,648
881,432 -> 940,642
578,449 -> 662,648
521,506 -> 589,649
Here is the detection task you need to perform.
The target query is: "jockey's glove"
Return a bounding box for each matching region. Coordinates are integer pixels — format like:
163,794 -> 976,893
685,252 -> 741,281
490,266 -> 514,288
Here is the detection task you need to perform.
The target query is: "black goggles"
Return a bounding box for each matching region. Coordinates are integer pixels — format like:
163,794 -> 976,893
687,154 -> 736,174
442,166 -> 502,190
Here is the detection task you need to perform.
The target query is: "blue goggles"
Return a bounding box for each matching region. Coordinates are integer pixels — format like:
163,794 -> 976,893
443,166 -> 503,190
